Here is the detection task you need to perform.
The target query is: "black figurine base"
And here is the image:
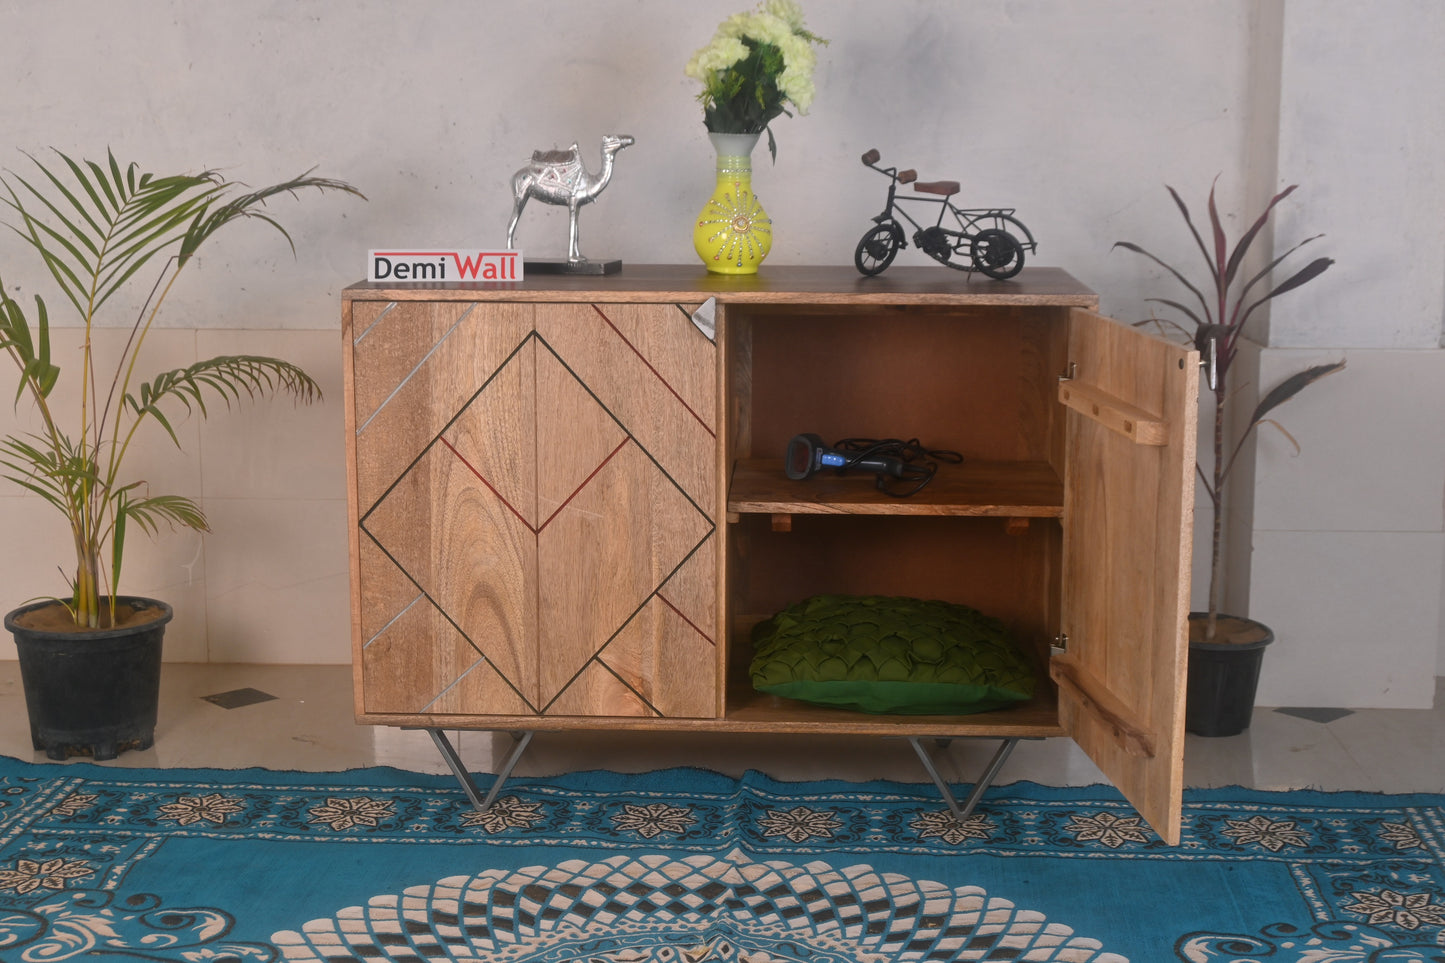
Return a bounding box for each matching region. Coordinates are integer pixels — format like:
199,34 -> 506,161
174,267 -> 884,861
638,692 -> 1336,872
526,258 -> 622,276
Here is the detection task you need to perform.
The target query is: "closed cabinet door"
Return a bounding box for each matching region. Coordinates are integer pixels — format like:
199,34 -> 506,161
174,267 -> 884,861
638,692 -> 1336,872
348,299 -> 720,722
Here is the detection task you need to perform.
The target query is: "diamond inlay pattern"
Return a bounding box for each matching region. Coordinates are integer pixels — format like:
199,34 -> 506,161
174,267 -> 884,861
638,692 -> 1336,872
537,439 -> 712,710
363,430 -> 539,705
354,302 -> 716,719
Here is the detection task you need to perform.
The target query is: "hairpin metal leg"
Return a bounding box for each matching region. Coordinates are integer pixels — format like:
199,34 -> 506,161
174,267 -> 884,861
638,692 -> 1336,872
427,728 -> 535,813
909,736 -> 1020,821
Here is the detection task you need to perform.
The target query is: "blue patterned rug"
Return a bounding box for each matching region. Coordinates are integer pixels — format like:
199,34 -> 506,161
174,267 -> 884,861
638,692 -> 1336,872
0,755 -> 1442,961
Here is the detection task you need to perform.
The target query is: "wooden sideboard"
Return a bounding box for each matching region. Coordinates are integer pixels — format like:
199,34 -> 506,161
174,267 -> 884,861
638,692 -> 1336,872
342,265 -> 1197,843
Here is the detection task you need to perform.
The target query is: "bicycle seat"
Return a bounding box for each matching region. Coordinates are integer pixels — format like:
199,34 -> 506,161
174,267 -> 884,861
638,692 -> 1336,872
914,180 -> 960,197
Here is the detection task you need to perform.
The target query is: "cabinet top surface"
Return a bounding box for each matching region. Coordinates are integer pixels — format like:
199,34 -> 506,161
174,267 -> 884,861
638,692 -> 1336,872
344,264 -> 1098,307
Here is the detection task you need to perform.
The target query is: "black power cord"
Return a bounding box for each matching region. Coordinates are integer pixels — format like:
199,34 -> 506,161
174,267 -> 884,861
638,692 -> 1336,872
830,437 -> 963,497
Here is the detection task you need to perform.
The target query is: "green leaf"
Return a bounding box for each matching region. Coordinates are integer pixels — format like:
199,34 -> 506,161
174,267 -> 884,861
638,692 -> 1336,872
0,433 -> 86,513
0,150 -> 362,618
111,491 -> 127,599
178,172 -> 364,266
123,355 -> 323,444
24,294 -> 58,400
47,151 -> 109,244
87,155 -> 119,213
120,492 -> 209,535
142,394 -> 184,448
0,289 -> 35,361
0,285 -> 58,406
107,150 -> 127,203
4,152 -> 247,320
4,175 -> 99,317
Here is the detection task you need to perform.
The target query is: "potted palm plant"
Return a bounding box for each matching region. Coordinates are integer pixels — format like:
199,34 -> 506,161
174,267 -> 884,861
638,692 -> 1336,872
1116,180 -> 1343,736
0,149 -> 361,759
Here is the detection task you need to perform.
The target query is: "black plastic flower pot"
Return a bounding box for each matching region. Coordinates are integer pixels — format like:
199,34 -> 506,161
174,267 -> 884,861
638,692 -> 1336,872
5,597 -> 172,761
1185,612 -> 1274,738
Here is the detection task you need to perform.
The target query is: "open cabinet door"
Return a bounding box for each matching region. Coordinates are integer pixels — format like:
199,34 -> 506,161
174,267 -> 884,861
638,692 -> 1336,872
1053,308 -> 1198,845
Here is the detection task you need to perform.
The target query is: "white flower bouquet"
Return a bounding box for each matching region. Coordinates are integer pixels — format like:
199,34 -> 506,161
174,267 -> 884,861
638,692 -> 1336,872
685,0 -> 827,159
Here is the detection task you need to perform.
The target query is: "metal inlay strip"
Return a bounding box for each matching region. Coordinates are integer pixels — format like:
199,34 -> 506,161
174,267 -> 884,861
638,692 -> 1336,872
356,303 -> 476,435
363,593 -> 425,649
352,301 -> 397,346
421,655 -> 490,713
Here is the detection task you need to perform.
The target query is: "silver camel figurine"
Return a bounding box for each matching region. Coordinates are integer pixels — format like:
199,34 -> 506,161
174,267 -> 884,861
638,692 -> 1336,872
506,134 -> 635,264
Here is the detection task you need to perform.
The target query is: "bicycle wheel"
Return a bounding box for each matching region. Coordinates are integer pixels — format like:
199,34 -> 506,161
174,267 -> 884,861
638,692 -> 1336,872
971,229 -> 1024,279
854,223 -> 901,276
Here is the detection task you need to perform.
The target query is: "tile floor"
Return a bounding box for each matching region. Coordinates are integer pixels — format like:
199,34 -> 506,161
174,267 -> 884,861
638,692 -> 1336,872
0,663 -> 1441,795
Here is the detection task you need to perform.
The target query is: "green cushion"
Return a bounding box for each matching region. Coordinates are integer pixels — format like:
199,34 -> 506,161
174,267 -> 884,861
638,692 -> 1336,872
749,595 -> 1036,715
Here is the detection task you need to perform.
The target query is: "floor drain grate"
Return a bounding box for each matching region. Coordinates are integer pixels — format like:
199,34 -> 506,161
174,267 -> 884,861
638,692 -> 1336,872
202,687 -> 278,710
1274,706 -> 1354,724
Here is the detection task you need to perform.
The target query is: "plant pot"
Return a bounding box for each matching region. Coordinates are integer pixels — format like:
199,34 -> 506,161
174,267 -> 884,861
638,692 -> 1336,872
5,597 -> 172,760
1185,612 -> 1273,738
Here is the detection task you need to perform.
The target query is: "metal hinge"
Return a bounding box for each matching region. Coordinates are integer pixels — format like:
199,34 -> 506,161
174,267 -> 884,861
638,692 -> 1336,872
1051,633 -> 1069,655
1059,362 -> 1077,383
1199,336 -> 1218,390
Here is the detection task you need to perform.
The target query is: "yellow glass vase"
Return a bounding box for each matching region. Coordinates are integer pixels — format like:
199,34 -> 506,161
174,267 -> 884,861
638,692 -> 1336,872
693,132 -> 771,274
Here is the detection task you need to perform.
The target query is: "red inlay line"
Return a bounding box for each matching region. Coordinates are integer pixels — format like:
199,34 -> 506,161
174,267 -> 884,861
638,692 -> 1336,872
657,591 -> 715,646
591,304 -> 714,437
538,436 -> 631,532
439,436 -> 536,532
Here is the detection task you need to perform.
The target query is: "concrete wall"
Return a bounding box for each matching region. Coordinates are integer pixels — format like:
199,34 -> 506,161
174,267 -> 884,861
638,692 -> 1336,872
0,1 -> 1440,705
1243,1 -> 1445,707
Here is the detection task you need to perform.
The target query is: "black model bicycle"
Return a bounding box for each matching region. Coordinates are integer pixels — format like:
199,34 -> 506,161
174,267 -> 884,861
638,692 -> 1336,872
853,148 -> 1037,280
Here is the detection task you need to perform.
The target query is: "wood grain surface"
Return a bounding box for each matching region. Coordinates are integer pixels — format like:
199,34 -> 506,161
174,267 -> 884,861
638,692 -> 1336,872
346,265 -> 1100,307
342,269 -> 1195,841
1057,307 -> 1198,845
348,296 -> 720,722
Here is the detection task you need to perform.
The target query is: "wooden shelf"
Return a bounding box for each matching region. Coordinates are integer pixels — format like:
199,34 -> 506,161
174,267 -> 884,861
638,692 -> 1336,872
358,693 -> 1065,738
720,688 -> 1065,738
727,458 -> 1064,517
345,264 -> 1101,307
